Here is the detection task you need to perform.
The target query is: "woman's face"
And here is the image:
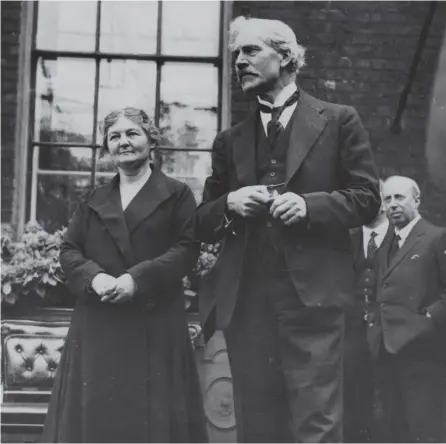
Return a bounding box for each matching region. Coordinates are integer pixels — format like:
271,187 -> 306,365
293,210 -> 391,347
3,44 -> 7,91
106,116 -> 152,170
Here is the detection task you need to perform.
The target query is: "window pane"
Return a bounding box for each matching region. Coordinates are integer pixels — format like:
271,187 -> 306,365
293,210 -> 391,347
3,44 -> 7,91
160,63 -> 218,149
36,1 -> 97,51
162,1 -> 220,56
161,150 -> 211,203
38,146 -> 94,171
36,174 -> 93,232
97,60 -> 156,143
34,58 -> 95,143
96,151 -> 118,173
100,1 -> 158,54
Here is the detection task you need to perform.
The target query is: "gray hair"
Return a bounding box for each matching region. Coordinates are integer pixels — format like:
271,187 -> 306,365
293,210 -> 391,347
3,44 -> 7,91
384,175 -> 421,200
100,107 -> 161,161
228,16 -> 307,73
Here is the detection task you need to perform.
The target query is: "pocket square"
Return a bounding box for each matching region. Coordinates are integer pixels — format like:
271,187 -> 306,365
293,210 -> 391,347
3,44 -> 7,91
410,254 -> 420,260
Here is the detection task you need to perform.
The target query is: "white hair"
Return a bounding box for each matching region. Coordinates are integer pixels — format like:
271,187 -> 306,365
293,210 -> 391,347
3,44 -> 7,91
384,175 -> 421,200
228,16 -> 307,73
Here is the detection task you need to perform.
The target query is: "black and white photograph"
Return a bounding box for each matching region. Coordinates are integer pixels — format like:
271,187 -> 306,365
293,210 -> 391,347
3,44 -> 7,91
1,0 -> 445,442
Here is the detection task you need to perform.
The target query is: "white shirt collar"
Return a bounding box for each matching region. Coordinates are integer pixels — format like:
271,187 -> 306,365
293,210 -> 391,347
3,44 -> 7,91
257,82 -> 297,108
395,214 -> 421,246
362,219 -> 389,256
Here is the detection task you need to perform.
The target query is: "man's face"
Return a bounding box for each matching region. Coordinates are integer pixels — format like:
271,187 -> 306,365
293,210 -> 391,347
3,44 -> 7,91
382,179 -> 420,229
232,30 -> 284,95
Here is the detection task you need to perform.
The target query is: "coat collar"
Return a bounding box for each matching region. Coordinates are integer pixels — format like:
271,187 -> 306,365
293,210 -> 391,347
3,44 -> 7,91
232,89 -> 327,187
87,167 -> 173,266
382,218 -> 427,279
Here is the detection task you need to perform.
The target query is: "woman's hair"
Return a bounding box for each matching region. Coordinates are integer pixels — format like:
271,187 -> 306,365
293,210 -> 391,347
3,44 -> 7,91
228,16 -> 307,73
100,107 -> 162,163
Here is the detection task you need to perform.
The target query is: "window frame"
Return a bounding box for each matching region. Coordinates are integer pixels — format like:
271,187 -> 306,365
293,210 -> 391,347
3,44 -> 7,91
17,0 -> 230,231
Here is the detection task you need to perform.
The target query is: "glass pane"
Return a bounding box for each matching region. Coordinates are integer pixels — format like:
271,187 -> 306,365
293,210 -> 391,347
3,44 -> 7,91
97,60 -> 156,143
162,1 -> 220,56
100,1 -> 158,54
34,58 -> 95,143
38,146 -> 94,172
160,63 -> 218,149
161,150 -> 211,203
36,1 -> 97,51
36,174 -> 93,232
96,150 -> 118,173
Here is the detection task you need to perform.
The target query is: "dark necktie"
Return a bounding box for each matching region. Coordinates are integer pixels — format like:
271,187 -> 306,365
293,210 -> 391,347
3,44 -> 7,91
388,234 -> 401,262
367,231 -> 378,261
259,90 -> 299,148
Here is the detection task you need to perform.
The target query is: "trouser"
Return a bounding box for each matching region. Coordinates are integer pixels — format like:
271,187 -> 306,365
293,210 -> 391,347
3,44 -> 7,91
343,312 -> 373,442
224,267 -> 345,443
372,338 -> 446,443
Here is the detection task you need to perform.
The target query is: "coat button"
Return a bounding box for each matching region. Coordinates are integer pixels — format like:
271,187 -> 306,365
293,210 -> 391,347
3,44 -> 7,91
270,172 -> 276,177
271,159 -> 277,164
266,221 -> 272,228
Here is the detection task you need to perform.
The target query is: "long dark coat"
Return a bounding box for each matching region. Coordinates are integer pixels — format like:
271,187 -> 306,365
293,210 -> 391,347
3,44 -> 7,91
43,168 -> 207,443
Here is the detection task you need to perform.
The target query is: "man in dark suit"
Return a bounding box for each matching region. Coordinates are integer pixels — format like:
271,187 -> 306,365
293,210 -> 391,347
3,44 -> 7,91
195,16 -> 380,442
344,186 -> 393,443
367,175 -> 446,443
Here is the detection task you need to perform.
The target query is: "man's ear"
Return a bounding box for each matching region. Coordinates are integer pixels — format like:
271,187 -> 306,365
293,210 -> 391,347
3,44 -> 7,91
279,49 -> 292,69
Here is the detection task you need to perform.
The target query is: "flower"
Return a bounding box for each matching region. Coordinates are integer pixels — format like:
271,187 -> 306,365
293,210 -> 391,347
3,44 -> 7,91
1,222 -> 67,305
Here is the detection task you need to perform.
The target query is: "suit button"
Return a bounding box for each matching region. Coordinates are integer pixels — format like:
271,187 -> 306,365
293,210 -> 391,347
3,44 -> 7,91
365,278 -> 370,283
383,283 -> 388,288
270,172 -> 276,177
266,221 -> 272,228
271,159 -> 277,164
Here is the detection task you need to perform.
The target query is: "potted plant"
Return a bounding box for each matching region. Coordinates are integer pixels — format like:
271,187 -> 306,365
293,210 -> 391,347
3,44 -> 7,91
1,222 -> 72,312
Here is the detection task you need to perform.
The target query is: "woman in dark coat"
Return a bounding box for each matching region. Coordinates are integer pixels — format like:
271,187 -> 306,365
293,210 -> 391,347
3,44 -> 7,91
43,108 -> 208,443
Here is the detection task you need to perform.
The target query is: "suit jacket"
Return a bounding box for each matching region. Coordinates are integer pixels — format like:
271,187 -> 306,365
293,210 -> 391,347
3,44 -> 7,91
195,90 -> 381,339
367,218 -> 446,357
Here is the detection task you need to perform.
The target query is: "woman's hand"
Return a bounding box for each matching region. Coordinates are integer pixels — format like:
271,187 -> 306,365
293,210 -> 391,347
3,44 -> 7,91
101,273 -> 136,304
91,273 -> 117,297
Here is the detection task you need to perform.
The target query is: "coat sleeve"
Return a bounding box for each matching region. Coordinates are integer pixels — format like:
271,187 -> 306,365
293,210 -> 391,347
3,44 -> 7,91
59,202 -> 105,297
194,132 -> 234,243
127,184 -> 200,297
426,230 -> 446,326
302,106 -> 381,229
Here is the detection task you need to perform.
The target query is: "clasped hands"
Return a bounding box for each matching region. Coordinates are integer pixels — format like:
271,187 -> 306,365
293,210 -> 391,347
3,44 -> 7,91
227,185 -> 307,225
90,272 -> 136,303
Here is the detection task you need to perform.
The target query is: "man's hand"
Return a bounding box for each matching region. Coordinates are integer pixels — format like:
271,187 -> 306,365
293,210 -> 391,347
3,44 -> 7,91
91,273 -> 117,297
270,192 -> 307,225
227,186 -> 272,218
101,273 -> 136,304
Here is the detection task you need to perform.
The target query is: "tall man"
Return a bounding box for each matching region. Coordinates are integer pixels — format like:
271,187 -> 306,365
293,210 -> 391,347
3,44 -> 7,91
367,175 -> 446,442
344,184 -> 393,443
195,17 -> 380,442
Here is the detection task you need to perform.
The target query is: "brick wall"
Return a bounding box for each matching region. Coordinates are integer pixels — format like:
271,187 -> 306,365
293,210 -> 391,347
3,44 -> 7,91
231,1 -> 446,225
1,1 -> 22,224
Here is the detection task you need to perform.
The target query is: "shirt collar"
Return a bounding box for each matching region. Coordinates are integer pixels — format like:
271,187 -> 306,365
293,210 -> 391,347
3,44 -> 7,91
395,214 -> 421,244
363,218 -> 389,239
257,82 -> 297,109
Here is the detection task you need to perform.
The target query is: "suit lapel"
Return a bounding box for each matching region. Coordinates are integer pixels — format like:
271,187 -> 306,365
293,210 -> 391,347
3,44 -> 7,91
123,168 -> 173,234
383,219 -> 426,279
285,91 -> 327,186
87,175 -> 135,267
232,111 -> 258,186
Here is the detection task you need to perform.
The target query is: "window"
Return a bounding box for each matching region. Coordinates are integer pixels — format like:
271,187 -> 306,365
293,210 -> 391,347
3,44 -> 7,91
29,1 -> 224,232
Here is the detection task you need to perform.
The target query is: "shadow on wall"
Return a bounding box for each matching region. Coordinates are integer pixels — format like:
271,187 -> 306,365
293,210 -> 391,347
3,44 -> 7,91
426,30 -> 446,193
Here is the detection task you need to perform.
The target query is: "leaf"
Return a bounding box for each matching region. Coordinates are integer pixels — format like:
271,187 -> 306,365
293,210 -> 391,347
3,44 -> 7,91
2,282 -> 11,295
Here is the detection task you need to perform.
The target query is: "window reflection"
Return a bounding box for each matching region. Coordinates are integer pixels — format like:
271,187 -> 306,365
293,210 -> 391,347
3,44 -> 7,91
39,146 -> 94,171
161,150 -> 211,203
35,58 -> 95,143
162,1 -> 220,56
100,1 -> 158,54
97,60 -> 157,143
37,174 -> 92,232
36,1 -> 97,51
160,63 -> 218,149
